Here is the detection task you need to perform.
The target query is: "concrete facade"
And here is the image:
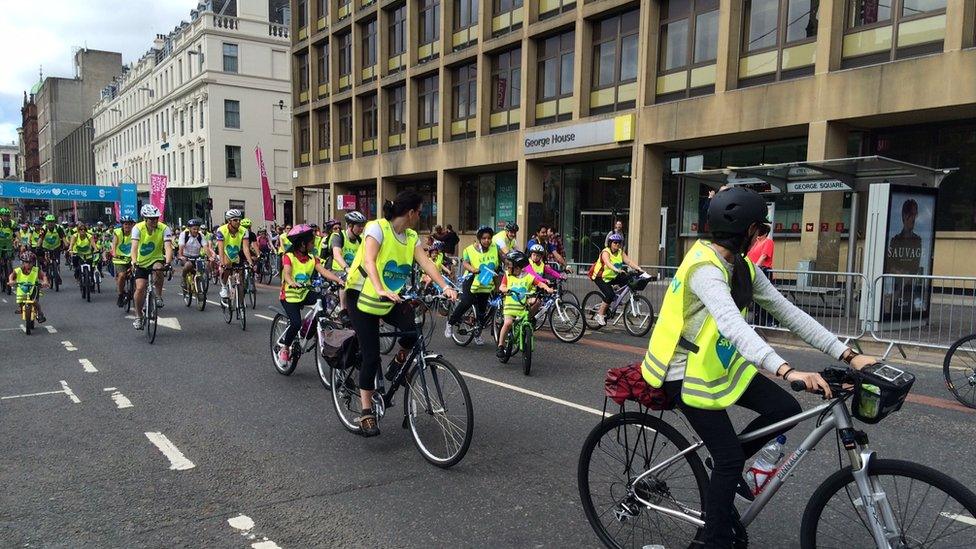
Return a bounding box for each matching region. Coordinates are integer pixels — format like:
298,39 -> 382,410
0,143 -> 20,180
289,0 -> 976,274
92,0 -> 294,227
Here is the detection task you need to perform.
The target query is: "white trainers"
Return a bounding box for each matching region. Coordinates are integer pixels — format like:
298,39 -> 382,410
133,317 -> 145,330
444,324 -> 454,339
594,314 -> 607,327
473,335 -> 485,346
219,286 -> 229,299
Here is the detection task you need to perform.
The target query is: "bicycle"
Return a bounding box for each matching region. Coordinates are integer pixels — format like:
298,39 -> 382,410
577,363 -> 976,548
0,251 -> 12,296
531,277 -> 586,343
943,333 -> 976,409
256,251 -> 277,285
220,264 -> 248,331
12,282 -> 41,335
496,290 -> 545,376
243,261 -> 257,309
330,290 -> 473,468
120,265 -> 135,313
42,250 -> 61,293
269,279 -> 342,387
141,264 -> 172,344
582,269 -> 655,337
77,253 -> 101,302
181,257 -> 210,311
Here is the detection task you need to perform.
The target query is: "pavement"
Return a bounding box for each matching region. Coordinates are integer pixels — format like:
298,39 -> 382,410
1,266 -> 974,548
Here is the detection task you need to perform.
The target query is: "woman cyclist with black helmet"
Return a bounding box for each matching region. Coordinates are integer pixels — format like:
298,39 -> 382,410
640,186 -> 877,547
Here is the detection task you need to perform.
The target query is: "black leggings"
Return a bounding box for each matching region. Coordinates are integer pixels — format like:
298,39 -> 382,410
280,293 -> 319,346
594,273 -> 628,304
664,374 -> 801,548
346,289 -> 417,391
448,276 -> 490,328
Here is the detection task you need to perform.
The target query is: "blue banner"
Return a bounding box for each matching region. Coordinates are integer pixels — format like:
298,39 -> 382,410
119,183 -> 137,220
0,181 -> 121,202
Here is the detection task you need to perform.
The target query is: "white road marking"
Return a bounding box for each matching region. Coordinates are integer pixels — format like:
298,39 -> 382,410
227,515 -> 281,549
458,370 -> 602,417
18,324 -> 25,333
207,299 -> 221,306
157,317 -> 182,330
44,325 -> 57,333
255,314 -> 273,321
252,541 -> 282,549
145,432 -> 195,471
228,515 -> 255,531
2,389 -> 67,400
0,327 -> 21,332
107,389 -> 133,409
940,511 -> 976,526
61,340 -> 77,352
103,387 -> 117,391
60,380 -> 81,404
78,359 -> 98,373
1,298 -> 6,303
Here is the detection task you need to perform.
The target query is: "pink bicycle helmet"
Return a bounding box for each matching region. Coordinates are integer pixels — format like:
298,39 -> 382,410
288,224 -> 314,238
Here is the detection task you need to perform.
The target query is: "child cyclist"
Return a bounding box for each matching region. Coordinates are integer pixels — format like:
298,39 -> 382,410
8,251 -> 48,322
525,243 -> 566,286
496,250 -> 553,360
420,241 -> 453,290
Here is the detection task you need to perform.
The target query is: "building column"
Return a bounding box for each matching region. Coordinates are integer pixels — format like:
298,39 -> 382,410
515,159 -> 544,249
521,39 -> 537,128
574,11 -> 593,119
629,145 -> 665,265
638,0 -> 661,106
377,176 -> 397,212
293,185 -> 306,224
714,0 -> 743,92
945,0 -> 976,52
437,169 -> 461,229
814,0 -> 845,74
799,121 -> 848,272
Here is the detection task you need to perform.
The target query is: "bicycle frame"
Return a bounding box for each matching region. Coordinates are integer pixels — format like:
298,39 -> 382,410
630,398 -> 901,547
373,307 -> 445,419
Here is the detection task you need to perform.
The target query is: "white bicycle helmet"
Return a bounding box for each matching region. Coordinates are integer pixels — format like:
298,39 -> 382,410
224,208 -> 243,220
140,204 -> 161,218
344,210 -> 367,224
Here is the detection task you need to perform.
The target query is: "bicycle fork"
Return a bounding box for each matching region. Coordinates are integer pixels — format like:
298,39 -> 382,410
849,450 -> 901,549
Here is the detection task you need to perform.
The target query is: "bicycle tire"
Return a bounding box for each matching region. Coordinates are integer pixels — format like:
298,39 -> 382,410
550,301 -> 585,343
331,359 -> 363,434
24,304 -> 33,335
196,277 -> 207,311
238,285 -> 247,331
221,291 -> 233,324
81,271 -> 89,301
623,294 -> 654,337
799,458 -> 976,548
146,296 -> 158,344
183,275 -> 193,307
95,270 -> 100,293
270,314 -> 298,375
314,327 -> 333,390
582,291 -> 606,330
943,334 -> 976,409
85,272 -> 92,302
415,300 -> 435,344
451,308 -> 477,347
578,411 -> 708,549
561,289 -> 580,308
124,276 -> 134,313
248,276 -> 257,309
404,357 -> 473,468
379,321 -> 397,355
522,323 -> 533,376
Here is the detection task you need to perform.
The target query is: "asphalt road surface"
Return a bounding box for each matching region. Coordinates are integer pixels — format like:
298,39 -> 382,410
1,267 -> 974,548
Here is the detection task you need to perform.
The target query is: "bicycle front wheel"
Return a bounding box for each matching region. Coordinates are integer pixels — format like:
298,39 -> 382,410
522,325 -> 533,376
379,321 -> 397,355
944,334 -> 976,409
550,301 -> 585,343
314,328 -> 332,389
578,411 -> 707,549
196,277 -> 207,311
270,314 -> 297,375
404,357 -> 473,468
248,278 -> 257,309
582,291 -> 606,330
331,359 -> 363,434
146,298 -> 158,344
238,287 -> 247,331
800,458 -> 976,548
623,294 -> 654,337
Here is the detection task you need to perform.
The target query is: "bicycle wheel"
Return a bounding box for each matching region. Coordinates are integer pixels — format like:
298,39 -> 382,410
522,324 -> 533,376
623,295 -> 654,337
23,303 -> 33,335
270,314 -> 298,375
124,277 -> 134,313
85,271 -> 92,302
248,276 -> 257,309
221,289 -> 233,324
799,458 -> 976,548
331,358 -> 363,434
578,411 -> 708,549
379,321 -> 397,355
561,289 -> 580,308
314,328 -> 333,390
237,285 -> 247,331
943,334 -> 976,409
582,291 -> 606,330
95,270 -> 100,293
550,301 -> 585,343
182,275 -> 193,307
414,300 -> 435,343
451,308 -> 477,347
404,357 -> 473,468
146,296 -> 158,344
196,277 -> 207,311
81,271 -> 90,301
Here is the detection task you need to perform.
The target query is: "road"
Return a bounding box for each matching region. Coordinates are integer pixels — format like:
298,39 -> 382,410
1,267 -> 974,548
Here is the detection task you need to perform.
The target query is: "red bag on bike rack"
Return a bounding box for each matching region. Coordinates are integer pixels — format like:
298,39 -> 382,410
604,363 -> 674,410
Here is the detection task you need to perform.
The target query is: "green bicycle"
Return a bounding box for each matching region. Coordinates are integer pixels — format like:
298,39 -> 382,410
496,290 -> 547,376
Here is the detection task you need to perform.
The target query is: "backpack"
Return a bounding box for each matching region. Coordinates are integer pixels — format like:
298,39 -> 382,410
182,230 -> 203,246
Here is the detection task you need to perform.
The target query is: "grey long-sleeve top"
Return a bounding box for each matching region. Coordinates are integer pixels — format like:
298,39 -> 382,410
664,247 -> 848,382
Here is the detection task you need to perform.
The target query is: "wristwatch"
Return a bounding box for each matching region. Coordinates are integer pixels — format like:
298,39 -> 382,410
842,349 -> 860,365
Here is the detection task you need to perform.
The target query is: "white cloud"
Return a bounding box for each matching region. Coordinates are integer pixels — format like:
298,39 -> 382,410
0,0 -> 202,143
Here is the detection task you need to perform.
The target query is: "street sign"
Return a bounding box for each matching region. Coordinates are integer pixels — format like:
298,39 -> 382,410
104,207 -> 112,215
784,179 -> 852,193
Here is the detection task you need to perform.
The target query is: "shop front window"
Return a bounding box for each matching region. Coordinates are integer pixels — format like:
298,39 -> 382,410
459,171 -> 518,232
396,180 -> 437,232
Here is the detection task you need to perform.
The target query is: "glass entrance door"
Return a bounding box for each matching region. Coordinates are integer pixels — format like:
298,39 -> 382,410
578,210 -> 628,266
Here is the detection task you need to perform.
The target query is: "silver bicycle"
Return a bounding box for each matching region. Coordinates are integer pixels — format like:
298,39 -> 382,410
578,364 -> 976,548
582,270 -> 655,337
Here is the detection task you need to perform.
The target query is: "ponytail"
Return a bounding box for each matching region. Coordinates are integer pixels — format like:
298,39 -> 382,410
383,190 -> 424,221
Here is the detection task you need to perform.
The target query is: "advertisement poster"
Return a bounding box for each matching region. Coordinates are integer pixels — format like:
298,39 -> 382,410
494,173 -> 517,228
881,187 -> 936,321
149,174 -> 169,222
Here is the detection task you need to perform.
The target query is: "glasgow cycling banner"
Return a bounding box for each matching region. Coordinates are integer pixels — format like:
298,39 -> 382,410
0,181 -> 138,219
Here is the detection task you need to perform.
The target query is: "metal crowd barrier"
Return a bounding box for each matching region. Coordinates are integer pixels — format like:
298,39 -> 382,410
869,274 -> 976,353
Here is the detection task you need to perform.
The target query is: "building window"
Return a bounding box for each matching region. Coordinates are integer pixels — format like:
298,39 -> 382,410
180,110 -> 186,136
222,43 -> 239,73
299,115 -> 310,164
297,0 -> 308,28
458,171 -> 517,231
297,52 -> 309,97
362,19 -> 378,76
418,74 -> 439,145
199,101 -> 205,129
590,9 -> 639,113
454,0 -> 478,30
844,0 -> 946,67
224,100 -> 241,129
338,32 -> 352,89
420,0 -> 441,47
225,145 -> 242,178
536,31 -> 574,124
739,0 -> 818,85
657,0 -> 720,101
539,0 -> 574,19
848,0 -> 892,27
452,63 -> 477,138
200,145 -> 205,176
180,151 -> 186,182
338,101 -> 353,160
491,47 -> 521,116
229,199 -> 246,212
317,0 -> 328,19
317,43 -> 328,86
362,94 -> 378,155
189,106 -> 194,132
491,0 -> 523,36
317,109 -> 330,157
190,149 -> 195,181
338,0 -> 352,18
388,84 -> 407,150
389,4 -> 407,58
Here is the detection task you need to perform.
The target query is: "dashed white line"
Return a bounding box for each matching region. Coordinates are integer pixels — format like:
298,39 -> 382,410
228,515 -> 282,549
255,313 -> 273,321
207,299 -> 220,306
941,511 -> 976,526
105,388 -> 133,409
252,541 -> 282,549
79,359 -> 98,373
1,298 -> 7,303
1,389 -> 67,400
44,325 -> 57,333
60,380 -> 81,404
145,432 -> 195,471
61,340 -> 78,352
458,370 -> 602,417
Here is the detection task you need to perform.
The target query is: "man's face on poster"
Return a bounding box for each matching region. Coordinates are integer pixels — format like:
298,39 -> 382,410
902,200 -> 918,232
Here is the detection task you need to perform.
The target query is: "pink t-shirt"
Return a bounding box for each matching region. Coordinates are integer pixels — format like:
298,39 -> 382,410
747,238 -> 774,269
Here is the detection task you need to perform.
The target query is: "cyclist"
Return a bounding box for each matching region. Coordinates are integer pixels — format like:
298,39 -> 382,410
420,241 -> 452,289
526,243 -> 566,286
496,250 -> 552,360
216,209 -> 254,300
640,186 -> 876,548
589,233 -> 643,327
444,225 -> 499,344
17,222 -> 32,253
0,207 -> 16,277
130,205 -> 174,330
37,214 -> 67,283
67,222 -> 97,281
328,211 -> 366,314
344,190 -> 458,436
28,218 -> 43,252
178,218 -> 212,288
8,251 -> 48,322
275,224 -> 345,366
492,221 -> 518,255
241,218 -> 261,262
109,215 -> 136,307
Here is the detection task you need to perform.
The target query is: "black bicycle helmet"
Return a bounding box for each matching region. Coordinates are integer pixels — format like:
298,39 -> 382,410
706,187 -> 769,235
506,222 -> 519,232
506,250 -> 529,269
476,225 -> 493,238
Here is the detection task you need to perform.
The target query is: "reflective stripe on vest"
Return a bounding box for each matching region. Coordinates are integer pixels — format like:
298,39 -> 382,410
641,239 -> 758,410
283,252 -> 317,303
345,219 -> 416,316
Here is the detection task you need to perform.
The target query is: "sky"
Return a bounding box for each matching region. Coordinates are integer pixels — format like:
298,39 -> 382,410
0,0 -> 202,146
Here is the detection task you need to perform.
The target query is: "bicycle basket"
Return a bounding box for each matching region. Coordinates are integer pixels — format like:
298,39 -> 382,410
605,363 -> 674,411
851,363 -> 915,424
627,275 -> 651,292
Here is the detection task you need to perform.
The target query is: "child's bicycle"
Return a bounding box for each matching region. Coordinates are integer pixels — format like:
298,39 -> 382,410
497,290 -> 549,376
14,282 -> 42,335
582,269 -> 655,337
269,278 -> 343,388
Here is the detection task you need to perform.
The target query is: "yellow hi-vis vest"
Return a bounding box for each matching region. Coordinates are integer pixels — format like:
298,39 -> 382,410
641,239 -> 758,410
345,219 -> 417,315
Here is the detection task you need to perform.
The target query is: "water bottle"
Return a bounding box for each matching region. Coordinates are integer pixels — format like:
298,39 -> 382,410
745,435 -> 787,495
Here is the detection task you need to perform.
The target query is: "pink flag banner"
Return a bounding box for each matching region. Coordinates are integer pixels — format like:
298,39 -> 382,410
149,173 -> 168,222
255,146 -> 275,222
72,200 -> 78,221
113,201 -> 120,221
